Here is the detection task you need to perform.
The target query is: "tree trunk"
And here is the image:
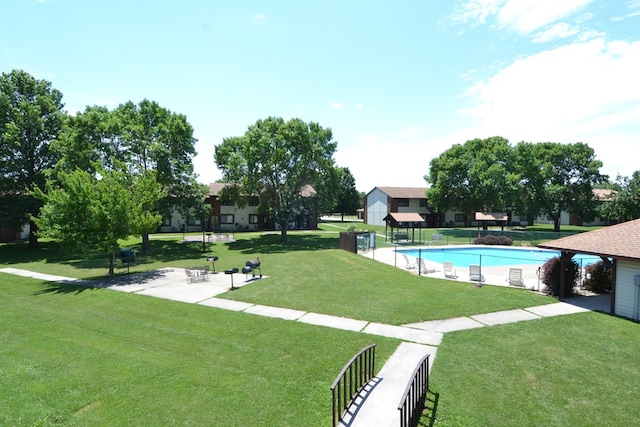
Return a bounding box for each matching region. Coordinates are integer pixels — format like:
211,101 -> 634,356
554,209 -> 561,232
279,223 -> 288,244
109,252 -> 115,275
27,218 -> 39,249
141,233 -> 151,252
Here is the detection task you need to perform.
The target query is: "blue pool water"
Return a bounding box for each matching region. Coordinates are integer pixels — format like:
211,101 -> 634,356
397,246 -> 600,268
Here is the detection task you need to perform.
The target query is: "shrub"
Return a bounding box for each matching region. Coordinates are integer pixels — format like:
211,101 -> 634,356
541,256 -> 580,296
473,234 -> 513,246
583,261 -> 612,294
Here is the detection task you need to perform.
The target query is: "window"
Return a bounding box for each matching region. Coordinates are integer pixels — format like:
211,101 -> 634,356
397,198 -> 409,207
454,213 -> 465,222
249,197 -> 259,206
162,216 -> 171,226
187,217 -> 201,226
220,214 -> 234,224
249,214 -> 259,224
419,199 -> 427,207
221,199 -> 234,206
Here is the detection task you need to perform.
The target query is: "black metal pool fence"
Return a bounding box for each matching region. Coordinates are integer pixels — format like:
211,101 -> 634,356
388,228 -> 581,245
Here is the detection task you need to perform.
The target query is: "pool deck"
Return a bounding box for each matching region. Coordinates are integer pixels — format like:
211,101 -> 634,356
362,245 -> 547,291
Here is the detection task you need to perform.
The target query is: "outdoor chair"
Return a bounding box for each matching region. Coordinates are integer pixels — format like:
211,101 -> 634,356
402,254 -> 416,270
469,265 -> 485,282
185,269 -> 196,283
417,258 -> 437,275
200,265 -> 210,281
507,268 -> 524,287
442,262 -> 457,279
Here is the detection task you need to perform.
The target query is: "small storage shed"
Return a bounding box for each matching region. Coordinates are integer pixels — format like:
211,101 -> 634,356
383,212 -> 426,243
538,219 -> 640,320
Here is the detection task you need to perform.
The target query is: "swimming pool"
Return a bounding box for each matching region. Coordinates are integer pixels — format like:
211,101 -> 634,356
397,246 -> 600,268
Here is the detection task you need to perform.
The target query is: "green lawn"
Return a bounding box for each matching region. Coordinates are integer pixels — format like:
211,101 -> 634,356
2,226 -> 637,426
0,273 -> 399,426
429,312 -> 640,426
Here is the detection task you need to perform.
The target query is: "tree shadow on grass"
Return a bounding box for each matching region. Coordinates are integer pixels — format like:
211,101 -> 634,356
32,268 -> 175,295
33,280 -> 94,295
227,233 -> 337,254
3,232 -> 338,276
0,240 -> 71,265
91,268 -> 173,288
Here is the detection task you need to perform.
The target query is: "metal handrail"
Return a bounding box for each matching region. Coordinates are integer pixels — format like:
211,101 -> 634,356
330,344 -> 376,427
398,353 -> 430,427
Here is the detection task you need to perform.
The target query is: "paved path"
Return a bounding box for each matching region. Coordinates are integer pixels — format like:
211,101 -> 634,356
0,266 -> 599,426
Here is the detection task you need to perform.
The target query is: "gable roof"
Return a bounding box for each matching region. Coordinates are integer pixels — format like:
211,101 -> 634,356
383,212 -> 426,223
592,188 -> 617,201
208,182 -> 229,196
475,212 -> 508,221
371,186 -> 428,199
538,219 -> 640,261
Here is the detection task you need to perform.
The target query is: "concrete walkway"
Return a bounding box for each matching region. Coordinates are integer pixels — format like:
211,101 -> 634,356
0,266 -> 600,426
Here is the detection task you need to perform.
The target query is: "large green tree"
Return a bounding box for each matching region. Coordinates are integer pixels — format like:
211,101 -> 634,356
535,142 -> 606,231
53,105 -> 125,174
0,69 -> 65,248
54,100 -> 207,249
427,138 -> 606,231
334,167 -> 361,221
599,171 -> 640,222
425,136 -> 518,226
34,168 -> 129,274
512,142 -> 549,225
214,117 -> 337,243
114,100 -> 207,226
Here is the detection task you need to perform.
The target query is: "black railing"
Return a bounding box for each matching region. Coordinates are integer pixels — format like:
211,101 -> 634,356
330,344 -> 376,427
398,353 -> 430,427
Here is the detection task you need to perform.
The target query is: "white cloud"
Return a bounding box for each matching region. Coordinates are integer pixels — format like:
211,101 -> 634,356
332,101 -> 345,109
450,0 -> 594,36
449,0 -> 504,27
335,135 -> 430,191
577,29 -> 608,41
252,13 -> 266,20
532,22 -> 579,43
398,126 -> 420,139
612,10 -> 640,21
355,103 -> 364,110
496,0 -> 593,34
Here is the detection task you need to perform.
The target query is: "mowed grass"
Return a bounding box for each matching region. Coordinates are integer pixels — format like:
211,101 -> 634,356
1,233 -> 554,326
429,312 -> 640,426
219,247 -> 552,325
0,273 -> 399,426
3,227 -> 639,425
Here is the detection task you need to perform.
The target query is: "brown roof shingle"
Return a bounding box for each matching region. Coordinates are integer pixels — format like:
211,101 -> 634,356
475,212 -> 508,221
383,212 -> 426,223
538,219 -> 640,261
374,187 -> 428,199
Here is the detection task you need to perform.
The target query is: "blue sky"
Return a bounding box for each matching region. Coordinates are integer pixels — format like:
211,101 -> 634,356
3,0 -> 639,192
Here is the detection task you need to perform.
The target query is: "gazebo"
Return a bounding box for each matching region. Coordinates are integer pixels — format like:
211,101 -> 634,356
475,212 -> 508,231
383,212 -> 426,243
538,218 -> 640,319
